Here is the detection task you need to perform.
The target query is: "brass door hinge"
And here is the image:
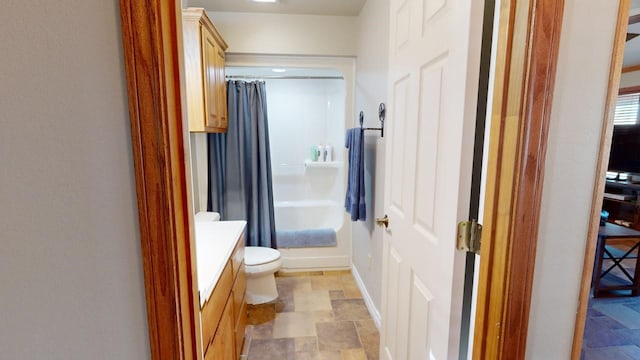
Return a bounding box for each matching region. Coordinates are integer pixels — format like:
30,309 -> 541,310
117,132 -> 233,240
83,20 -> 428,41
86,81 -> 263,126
457,220 -> 482,254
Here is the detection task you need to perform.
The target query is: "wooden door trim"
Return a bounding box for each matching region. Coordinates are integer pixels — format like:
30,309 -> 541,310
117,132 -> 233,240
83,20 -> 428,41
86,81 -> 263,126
622,64 -> 640,73
619,84 -> 640,94
570,1 -> 629,359
119,1 -> 200,359
473,0 -> 565,358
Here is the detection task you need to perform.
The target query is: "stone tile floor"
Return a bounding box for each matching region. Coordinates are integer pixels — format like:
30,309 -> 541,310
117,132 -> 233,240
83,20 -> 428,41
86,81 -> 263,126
240,270 -> 380,360
582,257 -> 640,360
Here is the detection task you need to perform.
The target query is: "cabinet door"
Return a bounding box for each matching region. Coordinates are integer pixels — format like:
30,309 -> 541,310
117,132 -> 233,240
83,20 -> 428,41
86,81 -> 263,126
214,46 -> 227,130
202,28 -> 220,129
206,299 -> 235,360
201,262 -> 233,355
232,265 -> 247,355
234,296 -> 247,356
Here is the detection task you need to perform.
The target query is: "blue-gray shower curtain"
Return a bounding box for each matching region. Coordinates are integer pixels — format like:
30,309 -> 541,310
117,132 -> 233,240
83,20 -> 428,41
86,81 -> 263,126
207,81 -> 277,248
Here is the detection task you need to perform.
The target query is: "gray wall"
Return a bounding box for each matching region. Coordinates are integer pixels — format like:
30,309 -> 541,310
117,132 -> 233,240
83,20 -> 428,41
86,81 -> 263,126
208,11 -> 357,57
351,0 -> 390,324
620,69 -> 640,88
526,0 -> 618,358
0,1 -> 150,358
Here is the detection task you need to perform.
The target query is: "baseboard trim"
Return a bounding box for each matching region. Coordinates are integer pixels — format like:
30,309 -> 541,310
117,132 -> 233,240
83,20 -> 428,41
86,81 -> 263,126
351,264 -> 382,330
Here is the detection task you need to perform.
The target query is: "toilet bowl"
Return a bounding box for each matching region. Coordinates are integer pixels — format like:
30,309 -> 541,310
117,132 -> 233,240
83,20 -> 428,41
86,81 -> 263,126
245,246 -> 282,305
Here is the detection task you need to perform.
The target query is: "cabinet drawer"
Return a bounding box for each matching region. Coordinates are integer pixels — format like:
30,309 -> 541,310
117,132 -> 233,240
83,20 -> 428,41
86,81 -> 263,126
231,232 -> 245,279
201,260 -> 233,353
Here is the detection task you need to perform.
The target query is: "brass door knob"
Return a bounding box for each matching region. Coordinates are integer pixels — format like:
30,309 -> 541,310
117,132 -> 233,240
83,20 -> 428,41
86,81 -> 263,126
376,215 -> 389,228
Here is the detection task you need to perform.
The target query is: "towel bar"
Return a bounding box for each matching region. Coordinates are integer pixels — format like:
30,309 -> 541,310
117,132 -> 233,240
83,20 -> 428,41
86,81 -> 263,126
359,103 -> 385,138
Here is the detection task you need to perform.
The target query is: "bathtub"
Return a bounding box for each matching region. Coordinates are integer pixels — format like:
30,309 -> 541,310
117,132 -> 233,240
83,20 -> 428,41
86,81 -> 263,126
274,200 -> 343,231
273,200 -> 350,271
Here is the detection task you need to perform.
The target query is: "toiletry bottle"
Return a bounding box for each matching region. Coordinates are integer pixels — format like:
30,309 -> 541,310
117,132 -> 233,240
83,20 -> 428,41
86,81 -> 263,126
311,146 -> 318,161
325,145 -> 333,162
317,145 -> 325,162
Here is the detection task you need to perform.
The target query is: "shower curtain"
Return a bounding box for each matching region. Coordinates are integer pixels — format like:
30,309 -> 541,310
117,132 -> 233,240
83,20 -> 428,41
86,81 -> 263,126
207,81 -> 277,249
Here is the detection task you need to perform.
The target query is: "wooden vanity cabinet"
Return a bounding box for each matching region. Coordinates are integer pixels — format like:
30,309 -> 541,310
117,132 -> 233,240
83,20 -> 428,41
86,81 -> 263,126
201,231 -> 246,359
183,8 -> 228,133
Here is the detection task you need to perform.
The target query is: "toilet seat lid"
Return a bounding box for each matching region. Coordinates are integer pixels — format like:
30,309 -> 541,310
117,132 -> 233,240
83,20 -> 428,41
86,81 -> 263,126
245,246 -> 281,266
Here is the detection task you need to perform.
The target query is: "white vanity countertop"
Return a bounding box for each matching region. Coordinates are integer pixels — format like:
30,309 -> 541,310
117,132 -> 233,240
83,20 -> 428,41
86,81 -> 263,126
195,220 -> 246,306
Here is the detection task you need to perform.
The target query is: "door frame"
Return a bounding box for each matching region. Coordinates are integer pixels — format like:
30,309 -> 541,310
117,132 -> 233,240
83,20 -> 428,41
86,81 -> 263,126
119,1 -> 200,359
570,1 -> 629,358
118,0 -> 564,359
472,0 -> 565,358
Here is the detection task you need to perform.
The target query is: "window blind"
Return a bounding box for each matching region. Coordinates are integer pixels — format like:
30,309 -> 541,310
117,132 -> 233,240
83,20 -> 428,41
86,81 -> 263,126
614,92 -> 640,125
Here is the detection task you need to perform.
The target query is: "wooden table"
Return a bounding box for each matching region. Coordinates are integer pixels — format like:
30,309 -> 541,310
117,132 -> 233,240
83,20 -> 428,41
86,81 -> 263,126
593,222 -> 640,297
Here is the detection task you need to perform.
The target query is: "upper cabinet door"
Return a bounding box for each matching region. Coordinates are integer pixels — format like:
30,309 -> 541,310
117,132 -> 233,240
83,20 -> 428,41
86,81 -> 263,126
202,29 -> 220,129
183,8 -> 228,133
214,46 -> 227,129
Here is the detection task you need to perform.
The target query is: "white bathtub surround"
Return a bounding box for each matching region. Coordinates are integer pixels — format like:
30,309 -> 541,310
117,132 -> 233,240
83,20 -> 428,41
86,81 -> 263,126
266,77 -> 345,178
225,56 -> 355,272
275,200 -> 342,230
265,76 -> 348,265
277,222 -> 351,271
195,220 -> 247,306
303,160 -> 343,168
274,200 -> 350,270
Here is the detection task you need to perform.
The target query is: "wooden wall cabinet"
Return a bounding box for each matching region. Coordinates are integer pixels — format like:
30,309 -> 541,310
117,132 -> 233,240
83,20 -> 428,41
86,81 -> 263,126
183,8 -> 228,133
201,231 -> 246,359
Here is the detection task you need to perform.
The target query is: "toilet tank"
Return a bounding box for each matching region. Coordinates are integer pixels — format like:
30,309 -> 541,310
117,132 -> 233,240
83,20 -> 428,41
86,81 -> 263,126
195,211 -> 221,223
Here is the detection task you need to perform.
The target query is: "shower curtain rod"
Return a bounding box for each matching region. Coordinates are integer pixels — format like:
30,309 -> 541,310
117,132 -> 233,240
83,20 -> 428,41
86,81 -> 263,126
226,75 -> 344,80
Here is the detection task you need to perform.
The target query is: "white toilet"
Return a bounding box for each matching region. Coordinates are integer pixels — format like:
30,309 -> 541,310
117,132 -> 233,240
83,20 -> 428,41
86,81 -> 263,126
244,246 -> 282,305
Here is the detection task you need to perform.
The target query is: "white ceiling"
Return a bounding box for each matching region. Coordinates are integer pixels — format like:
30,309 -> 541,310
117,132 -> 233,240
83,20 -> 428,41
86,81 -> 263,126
187,0 -> 367,16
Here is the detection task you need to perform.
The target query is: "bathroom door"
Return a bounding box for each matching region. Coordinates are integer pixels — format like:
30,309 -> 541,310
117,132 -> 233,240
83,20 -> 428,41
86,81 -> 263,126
380,0 -> 484,359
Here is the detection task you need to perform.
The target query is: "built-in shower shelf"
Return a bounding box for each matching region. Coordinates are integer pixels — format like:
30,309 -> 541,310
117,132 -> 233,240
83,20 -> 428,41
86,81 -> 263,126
304,160 -> 343,168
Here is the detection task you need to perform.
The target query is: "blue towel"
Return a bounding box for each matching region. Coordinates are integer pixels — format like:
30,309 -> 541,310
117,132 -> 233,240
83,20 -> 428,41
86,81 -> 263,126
345,128 -> 366,221
277,228 -> 337,248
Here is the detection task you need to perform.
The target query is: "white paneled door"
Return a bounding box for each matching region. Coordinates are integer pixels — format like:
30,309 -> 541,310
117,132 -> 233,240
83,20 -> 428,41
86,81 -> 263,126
380,0 -> 484,359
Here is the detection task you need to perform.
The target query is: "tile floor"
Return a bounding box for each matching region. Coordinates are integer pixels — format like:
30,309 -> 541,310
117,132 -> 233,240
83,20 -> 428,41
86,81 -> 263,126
581,295 -> 640,359
240,271 -> 380,360
582,256 -> 640,359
